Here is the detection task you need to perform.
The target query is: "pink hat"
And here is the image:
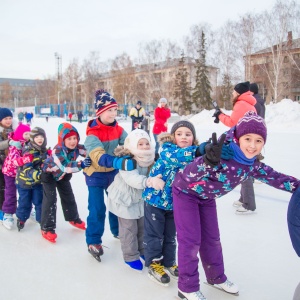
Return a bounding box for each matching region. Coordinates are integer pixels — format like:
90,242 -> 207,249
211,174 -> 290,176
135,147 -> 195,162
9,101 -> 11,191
13,124 -> 31,142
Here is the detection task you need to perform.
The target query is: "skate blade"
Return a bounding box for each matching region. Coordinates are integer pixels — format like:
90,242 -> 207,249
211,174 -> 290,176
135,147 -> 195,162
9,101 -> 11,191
164,269 -> 178,281
204,282 -> 239,296
43,237 -> 56,243
88,251 -> 102,262
178,291 -> 188,299
148,273 -> 169,287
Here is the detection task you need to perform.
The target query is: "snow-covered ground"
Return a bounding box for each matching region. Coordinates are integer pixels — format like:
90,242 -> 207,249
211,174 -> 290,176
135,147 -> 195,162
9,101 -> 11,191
1,99 -> 300,300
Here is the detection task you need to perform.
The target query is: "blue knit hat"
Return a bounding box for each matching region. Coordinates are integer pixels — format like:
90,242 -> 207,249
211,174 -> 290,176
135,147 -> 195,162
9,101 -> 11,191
94,89 -> 118,116
0,108 -> 13,122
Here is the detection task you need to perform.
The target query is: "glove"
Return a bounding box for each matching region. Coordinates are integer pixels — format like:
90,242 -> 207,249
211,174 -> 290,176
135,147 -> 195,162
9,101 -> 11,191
16,154 -> 34,166
203,133 -> 226,167
81,157 -> 92,168
9,140 -> 22,149
47,149 -> 52,156
212,109 -> 222,123
220,144 -> 234,160
113,156 -> 137,171
146,174 -> 165,190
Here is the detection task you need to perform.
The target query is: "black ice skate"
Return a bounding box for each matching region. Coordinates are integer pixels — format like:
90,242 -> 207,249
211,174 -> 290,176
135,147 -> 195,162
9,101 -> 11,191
88,244 -> 104,262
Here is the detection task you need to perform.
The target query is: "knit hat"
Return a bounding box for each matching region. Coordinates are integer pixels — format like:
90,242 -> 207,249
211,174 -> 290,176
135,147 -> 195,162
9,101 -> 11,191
159,98 -> 167,104
234,81 -> 250,95
94,89 -> 118,116
13,123 -> 31,142
250,83 -> 259,94
235,111 -> 267,143
30,127 -> 47,149
0,108 -> 13,122
124,129 -> 151,152
171,120 -> 196,142
136,100 -> 142,105
63,130 -> 78,141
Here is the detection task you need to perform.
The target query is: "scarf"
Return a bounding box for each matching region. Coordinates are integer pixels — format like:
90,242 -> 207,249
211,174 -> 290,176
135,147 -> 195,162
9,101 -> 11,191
131,148 -> 155,168
229,142 -> 256,165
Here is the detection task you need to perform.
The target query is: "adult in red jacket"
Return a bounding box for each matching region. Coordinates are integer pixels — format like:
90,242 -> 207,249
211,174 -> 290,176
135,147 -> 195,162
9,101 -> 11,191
213,81 -> 258,214
153,98 -> 171,160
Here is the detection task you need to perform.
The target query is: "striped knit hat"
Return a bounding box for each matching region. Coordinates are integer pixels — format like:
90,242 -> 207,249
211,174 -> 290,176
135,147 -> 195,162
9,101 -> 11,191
235,111 -> 267,143
94,89 -> 118,116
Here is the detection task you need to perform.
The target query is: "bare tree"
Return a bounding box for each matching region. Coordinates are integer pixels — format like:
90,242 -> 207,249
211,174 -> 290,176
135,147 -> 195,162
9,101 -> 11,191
0,81 -> 13,107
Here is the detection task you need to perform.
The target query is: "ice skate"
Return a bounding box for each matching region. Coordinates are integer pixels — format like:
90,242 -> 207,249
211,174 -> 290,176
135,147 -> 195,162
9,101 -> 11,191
178,289 -> 207,300
204,279 -> 239,295
232,200 -> 242,207
69,218 -> 86,230
29,209 -> 38,223
88,244 -> 104,262
3,213 -> 14,230
41,230 -> 57,243
17,219 -> 25,231
0,210 -> 4,224
164,265 -> 178,280
235,206 -> 253,214
148,257 -> 170,286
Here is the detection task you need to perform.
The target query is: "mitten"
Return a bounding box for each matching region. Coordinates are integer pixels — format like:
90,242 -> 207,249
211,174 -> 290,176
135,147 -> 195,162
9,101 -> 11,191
220,144 -> 234,160
81,157 -> 92,168
212,109 -> 222,123
203,133 -> 226,167
146,174 -> 165,190
113,156 -> 137,171
9,140 -> 22,149
16,154 -> 34,166
47,149 -> 52,156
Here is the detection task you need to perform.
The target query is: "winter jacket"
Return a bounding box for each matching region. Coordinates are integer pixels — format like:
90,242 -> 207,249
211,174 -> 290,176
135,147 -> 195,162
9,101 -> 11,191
0,119 -> 18,168
152,106 -> 171,135
42,124 -> 86,181
129,106 -> 145,123
253,93 -> 266,119
219,91 -> 257,127
16,142 -> 48,188
142,133 -> 198,210
83,118 -> 127,185
107,163 -> 149,219
173,126 -> 300,200
2,141 -> 26,177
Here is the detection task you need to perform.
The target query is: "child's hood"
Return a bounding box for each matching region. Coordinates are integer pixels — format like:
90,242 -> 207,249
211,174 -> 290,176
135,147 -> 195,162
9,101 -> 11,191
223,126 -> 238,145
57,123 -> 80,146
113,145 -> 131,157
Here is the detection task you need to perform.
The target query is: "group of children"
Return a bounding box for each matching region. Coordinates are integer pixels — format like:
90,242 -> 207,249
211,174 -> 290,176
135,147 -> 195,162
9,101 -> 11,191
0,108 -> 89,243
1,86 -> 300,300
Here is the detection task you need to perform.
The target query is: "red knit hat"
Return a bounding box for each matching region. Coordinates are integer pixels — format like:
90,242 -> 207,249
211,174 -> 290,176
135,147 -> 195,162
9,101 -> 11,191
63,130 -> 78,141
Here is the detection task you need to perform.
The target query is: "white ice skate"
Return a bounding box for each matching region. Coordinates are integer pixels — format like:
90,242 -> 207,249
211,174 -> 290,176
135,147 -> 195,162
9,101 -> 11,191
3,213 -> 14,230
232,200 -> 242,207
217,279 -> 239,294
178,289 -> 207,300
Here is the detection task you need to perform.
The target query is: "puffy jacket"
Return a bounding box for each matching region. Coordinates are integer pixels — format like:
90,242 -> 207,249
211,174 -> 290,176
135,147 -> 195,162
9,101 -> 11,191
152,106 -> 171,135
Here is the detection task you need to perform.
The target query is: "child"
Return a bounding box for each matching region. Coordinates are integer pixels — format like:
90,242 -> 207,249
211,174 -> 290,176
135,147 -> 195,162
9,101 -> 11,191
107,129 -> 164,271
41,123 -> 90,242
0,108 -> 18,223
15,127 -> 48,231
172,111 -> 300,300
2,123 -> 31,229
143,121 -> 200,285
83,89 -> 136,262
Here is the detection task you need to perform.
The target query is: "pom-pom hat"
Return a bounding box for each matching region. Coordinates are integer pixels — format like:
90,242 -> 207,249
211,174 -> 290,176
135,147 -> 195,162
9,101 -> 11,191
235,111 -> 267,143
94,89 -> 118,116
234,81 -> 250,95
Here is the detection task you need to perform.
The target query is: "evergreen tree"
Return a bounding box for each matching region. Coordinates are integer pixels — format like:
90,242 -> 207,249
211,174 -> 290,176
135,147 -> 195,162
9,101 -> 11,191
192,31 -> 212,110
173,51 -> 192,115
220,74 -> 233,109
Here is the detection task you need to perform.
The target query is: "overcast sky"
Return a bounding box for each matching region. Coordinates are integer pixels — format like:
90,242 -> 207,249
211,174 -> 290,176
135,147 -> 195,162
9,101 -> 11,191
1,0 -> 276,80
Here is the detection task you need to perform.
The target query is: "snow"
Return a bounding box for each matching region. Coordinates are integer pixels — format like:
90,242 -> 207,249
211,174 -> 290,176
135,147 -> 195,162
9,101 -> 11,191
1,100 -> 300,300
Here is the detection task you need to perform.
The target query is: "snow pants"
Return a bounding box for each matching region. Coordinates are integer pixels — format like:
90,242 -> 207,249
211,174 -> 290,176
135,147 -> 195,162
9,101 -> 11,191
2,175 -> 17,214
144,202 -> 176,268
0,171 -> 5,210
85,185 -> 119,245
118,217 -> 144,262
239,177 -> 256,211
16,184 -> 43,223
173,188 -> 227,293
40,173 -> 80,231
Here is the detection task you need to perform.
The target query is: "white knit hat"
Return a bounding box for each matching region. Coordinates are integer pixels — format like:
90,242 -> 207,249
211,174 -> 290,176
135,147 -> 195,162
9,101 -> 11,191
124,129 -> 151,152
159,98 -> 167,103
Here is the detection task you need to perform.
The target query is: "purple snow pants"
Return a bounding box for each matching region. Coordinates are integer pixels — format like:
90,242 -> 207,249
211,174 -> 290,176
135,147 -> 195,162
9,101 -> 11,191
2,175 -> 17,214
173,187 -> 227,293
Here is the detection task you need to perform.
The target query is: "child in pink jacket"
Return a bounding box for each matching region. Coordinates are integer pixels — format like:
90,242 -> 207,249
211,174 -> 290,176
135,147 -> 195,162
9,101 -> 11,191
2,123 -> 31,229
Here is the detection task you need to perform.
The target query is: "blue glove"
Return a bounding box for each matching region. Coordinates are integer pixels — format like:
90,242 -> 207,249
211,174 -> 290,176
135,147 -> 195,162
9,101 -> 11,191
221,144 -> 234,160
113,156 -> 137,171
81,157 -> 92,168
287,186 -> 300,257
